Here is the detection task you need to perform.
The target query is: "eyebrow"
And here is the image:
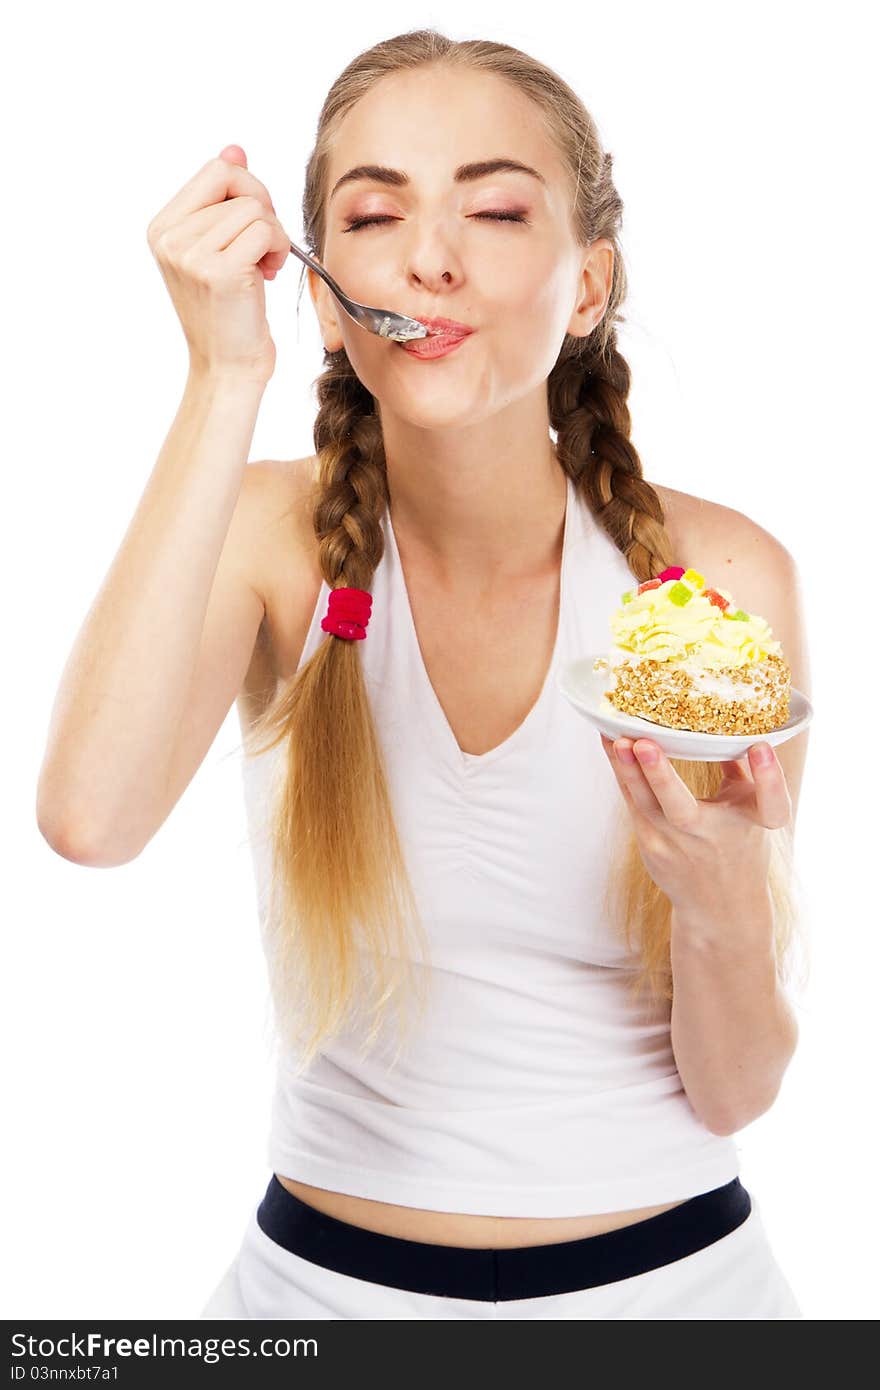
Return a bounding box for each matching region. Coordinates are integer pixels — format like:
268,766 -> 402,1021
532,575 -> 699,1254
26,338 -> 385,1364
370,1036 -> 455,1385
329,158 -> 547,203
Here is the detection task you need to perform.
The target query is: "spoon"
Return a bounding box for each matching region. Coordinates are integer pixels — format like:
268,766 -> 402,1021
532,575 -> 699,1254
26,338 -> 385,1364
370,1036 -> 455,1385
288,240 -> 431,342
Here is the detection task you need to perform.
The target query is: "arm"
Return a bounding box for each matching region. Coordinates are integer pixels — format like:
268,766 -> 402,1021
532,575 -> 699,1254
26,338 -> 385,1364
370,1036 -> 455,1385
670,893 -> 798,1135
669,524 -> 810,1134
601,522 -> 811,1135
36,370 -> 267,864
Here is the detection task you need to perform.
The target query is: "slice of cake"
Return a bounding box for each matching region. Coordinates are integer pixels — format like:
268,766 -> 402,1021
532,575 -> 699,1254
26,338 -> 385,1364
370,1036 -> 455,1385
592,566 -> 791,735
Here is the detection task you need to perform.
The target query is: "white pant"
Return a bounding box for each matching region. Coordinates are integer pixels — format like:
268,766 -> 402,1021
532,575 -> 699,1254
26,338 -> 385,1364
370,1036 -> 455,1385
199,1188 -> 803,1320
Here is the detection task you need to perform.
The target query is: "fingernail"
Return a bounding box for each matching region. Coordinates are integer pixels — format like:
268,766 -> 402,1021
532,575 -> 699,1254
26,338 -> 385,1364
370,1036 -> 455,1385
754,743 -> 774,765
615,741 -> 636,763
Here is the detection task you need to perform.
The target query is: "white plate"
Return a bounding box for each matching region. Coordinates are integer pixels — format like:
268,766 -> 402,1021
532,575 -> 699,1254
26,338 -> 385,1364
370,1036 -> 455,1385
557,654 -> 813,762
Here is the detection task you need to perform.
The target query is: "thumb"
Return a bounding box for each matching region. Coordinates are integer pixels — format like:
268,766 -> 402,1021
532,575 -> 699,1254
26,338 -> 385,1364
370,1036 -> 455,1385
219,144 -> 247,166
719,756 -> 753,784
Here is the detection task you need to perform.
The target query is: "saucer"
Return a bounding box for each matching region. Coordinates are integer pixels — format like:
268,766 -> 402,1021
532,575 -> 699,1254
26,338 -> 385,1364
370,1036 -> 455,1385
557,654 -> 813,763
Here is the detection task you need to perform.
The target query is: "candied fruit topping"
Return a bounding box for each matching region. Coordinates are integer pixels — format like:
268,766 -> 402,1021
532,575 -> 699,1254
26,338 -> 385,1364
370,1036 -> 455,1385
668,580 -> 693,606
702,587 -> 730,611
608,561 -> 780,667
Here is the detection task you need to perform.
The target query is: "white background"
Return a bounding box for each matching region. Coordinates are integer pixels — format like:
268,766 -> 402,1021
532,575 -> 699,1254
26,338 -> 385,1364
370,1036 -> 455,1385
4,0 -> 877,1321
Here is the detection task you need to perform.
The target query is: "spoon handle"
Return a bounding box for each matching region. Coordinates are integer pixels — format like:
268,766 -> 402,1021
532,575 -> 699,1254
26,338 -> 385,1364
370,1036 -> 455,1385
286,239 -> 428,342
288,242 -> 346,302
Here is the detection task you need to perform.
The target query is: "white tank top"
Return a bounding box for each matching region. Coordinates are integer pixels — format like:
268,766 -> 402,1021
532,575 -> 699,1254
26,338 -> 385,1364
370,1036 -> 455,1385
240,471 -> 740,1216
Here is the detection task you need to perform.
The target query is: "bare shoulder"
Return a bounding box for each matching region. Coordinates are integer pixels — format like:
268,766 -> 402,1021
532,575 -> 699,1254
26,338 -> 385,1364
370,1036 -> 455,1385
653,481 -> 811,828
652,480 -> 796,569
237,456 -> 324,697
241,455 -> 321,596
651,483 -> 804,664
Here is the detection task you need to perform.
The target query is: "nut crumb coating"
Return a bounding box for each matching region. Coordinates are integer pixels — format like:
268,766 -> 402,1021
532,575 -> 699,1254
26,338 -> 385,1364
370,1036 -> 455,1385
603,652 -> 791,735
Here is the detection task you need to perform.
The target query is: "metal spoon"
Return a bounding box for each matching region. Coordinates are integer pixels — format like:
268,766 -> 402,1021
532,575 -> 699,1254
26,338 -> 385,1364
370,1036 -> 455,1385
288,240 -> 430,342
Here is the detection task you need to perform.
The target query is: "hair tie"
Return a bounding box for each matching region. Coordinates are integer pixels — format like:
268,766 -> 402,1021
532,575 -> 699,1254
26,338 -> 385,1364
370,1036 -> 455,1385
321,586 -> 373,641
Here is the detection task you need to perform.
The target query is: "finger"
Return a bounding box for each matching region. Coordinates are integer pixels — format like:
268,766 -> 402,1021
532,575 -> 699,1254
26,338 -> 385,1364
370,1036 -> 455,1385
720,755 -> 754,783
220,146 -> 286,270
601,734 -> 664,818
630,738 -> 701,829
600,734 -> 640,816
153,151 -> 278,246
747,742 -> 792,829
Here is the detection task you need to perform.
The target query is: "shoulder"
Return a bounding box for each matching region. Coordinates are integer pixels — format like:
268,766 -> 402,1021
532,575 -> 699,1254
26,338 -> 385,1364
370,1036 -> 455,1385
653,483 -> 807,694
239,455 -> 322,605
241,453 -> 319,538
653,484 -> 802,632
651,481 -> 787,562
654,482 -> 811,830
236,456 -> 325,689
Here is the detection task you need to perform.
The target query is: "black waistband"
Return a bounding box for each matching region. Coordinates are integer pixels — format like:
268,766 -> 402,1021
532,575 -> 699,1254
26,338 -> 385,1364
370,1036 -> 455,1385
256,1175 -> 751,1302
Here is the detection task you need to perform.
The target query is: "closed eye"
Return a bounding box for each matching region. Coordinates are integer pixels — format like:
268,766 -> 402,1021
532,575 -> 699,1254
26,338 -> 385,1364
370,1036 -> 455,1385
343,211 -> 530,232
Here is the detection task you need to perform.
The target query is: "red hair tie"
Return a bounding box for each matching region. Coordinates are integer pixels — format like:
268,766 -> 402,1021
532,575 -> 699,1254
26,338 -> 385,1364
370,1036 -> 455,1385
321,586 -> 373,641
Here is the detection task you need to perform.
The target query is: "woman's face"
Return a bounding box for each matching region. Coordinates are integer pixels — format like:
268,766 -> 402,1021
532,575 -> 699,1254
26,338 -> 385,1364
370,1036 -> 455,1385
311,66 -> 608,429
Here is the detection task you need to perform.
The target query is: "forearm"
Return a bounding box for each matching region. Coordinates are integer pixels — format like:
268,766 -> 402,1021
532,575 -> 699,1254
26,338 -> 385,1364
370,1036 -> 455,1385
670,888 -> 799,1136
37,370 -> 265,852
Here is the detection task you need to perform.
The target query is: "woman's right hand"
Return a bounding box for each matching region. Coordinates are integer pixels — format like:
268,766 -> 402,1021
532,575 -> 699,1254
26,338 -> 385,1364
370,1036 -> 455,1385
147,146 -> 291,385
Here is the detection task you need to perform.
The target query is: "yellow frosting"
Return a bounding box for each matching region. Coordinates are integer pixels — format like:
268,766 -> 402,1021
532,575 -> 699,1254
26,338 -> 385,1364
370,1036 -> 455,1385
609,574 -> 783,671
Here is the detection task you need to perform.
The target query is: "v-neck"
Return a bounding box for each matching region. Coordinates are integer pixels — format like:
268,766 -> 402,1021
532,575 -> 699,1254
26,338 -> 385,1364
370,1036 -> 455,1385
384,472 -> 573,774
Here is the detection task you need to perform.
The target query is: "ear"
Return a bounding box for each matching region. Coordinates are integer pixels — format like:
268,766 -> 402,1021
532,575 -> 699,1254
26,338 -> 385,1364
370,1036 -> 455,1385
568,237 -> 615,340
306,261 -> 344,350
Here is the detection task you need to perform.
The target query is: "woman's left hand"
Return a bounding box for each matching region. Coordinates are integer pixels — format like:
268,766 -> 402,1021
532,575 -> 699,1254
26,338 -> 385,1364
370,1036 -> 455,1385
599,734 -> 793,917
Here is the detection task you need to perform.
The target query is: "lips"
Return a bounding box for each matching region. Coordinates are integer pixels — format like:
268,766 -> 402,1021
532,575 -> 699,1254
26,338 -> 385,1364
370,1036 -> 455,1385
416,316 -> 474,338
398,315 -> 475,358
400,333 -> 471,359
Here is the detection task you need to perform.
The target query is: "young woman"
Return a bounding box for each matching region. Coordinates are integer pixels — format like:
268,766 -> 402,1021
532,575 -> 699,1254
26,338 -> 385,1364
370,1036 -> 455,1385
38,29 -> 809,1319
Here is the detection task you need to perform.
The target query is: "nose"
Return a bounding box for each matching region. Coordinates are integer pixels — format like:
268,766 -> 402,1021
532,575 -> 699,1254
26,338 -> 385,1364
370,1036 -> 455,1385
410,268 -> 453,287
404,236 -> 457,289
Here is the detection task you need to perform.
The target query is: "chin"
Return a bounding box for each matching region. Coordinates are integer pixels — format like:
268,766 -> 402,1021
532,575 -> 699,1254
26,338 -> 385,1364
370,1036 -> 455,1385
358,366 -> 480,421
390,400 -> 487,430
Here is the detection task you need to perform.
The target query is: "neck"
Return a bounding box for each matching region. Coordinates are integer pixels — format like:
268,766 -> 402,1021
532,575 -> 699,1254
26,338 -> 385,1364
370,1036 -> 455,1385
383,435 -> 567,592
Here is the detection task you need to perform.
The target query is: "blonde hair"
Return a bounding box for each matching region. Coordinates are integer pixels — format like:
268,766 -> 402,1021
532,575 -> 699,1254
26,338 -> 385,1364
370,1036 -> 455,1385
245,28 -> 808,1072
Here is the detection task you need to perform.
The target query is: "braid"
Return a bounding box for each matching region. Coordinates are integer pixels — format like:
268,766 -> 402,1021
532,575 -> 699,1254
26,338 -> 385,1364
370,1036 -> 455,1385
551,333 -> 728,1003
244,350 -> 431,1070
312,354 -> 389,593
550,340 -> 674,585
